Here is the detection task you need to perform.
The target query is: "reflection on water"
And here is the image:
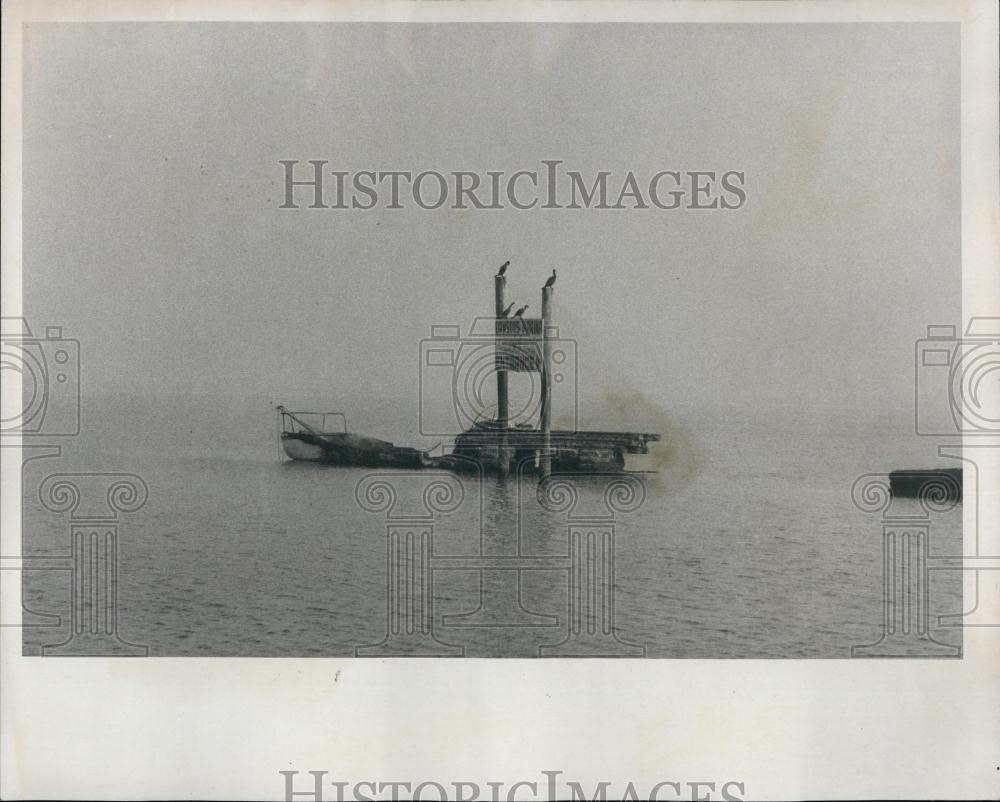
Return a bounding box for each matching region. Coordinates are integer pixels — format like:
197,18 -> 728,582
20,418 -> 964,657
439,477 -> 561,633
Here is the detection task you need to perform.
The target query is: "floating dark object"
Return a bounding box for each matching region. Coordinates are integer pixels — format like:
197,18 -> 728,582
889,468 -> 962,501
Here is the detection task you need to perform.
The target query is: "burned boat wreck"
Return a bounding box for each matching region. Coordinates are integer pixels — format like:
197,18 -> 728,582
278,266 -> 660,475
444,420 -> 659,473
278,409 -> 659,474
278,408 -> 427,469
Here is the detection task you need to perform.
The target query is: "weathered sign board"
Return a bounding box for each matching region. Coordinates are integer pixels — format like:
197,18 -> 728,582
495,317 -> 543,372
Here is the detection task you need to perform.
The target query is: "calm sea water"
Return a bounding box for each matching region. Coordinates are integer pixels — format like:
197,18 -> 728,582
20,399 -> 963,657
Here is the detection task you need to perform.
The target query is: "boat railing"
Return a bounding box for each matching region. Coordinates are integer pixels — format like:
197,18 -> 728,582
276,406 -> 347,436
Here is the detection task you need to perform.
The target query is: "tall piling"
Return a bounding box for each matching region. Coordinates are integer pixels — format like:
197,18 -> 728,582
540,285 -> 553,478
494,274 -> 510,476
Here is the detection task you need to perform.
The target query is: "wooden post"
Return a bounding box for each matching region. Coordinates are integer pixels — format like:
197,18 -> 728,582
540,285 -> 553,478
494,275 -> 510,476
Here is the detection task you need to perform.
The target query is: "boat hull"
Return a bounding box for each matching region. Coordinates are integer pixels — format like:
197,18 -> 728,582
281,436 -> 330,463
281,431 -> 427,468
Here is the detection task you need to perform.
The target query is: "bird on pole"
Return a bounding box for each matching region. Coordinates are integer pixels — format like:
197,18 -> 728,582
543,269 -> 557,289
497,260 -> 510,277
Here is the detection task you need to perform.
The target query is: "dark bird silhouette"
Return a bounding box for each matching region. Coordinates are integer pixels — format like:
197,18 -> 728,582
499,302 -> 515,318
513,304 -> 529,318
543,269 -> 557,289
497,260 -> 510,277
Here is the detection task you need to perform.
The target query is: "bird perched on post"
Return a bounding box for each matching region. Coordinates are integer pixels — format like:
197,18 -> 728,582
497,260 -> 510,277
499,302 -> 515,318
513,304 -> 529,318
543,269 -> 557,289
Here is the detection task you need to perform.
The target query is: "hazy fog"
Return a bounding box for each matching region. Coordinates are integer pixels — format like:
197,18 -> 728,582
22,23 -> 960,436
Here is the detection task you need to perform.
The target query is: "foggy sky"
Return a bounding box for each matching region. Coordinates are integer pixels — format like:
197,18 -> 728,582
22,22 -> 960,426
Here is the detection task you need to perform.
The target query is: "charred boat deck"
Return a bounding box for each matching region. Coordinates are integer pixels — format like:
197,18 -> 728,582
446,424 -> 659,473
